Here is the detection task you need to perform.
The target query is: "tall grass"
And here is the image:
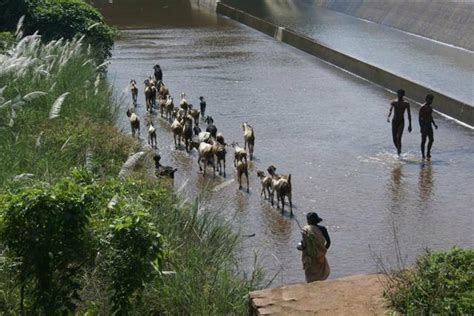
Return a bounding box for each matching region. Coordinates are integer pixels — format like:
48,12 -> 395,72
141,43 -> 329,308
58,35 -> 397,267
1,33 -> 263,314
0,33 -> 138,185
77,181 -> 264,315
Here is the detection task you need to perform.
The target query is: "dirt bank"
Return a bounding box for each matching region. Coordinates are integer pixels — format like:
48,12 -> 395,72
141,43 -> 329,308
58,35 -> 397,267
249,274 -> 387,315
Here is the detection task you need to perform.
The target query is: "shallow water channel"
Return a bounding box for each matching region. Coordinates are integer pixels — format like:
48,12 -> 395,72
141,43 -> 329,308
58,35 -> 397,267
97,0 -> 474,286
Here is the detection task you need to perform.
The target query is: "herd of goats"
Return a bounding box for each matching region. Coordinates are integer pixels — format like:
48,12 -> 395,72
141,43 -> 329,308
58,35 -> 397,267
125,73 -> 293,215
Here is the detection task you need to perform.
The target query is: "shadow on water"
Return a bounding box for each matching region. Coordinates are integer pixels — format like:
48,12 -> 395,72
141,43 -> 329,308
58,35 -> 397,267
418,162 -> 434,205
92,0 -> 216,28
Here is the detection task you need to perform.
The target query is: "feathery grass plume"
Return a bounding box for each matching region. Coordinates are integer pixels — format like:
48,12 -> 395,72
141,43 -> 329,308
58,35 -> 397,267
107,194 -> 119,209
49,92 -> 69,119
87,22 -> 101,31
23,91 -> 47,102
94,74 -> 101,95
60,136 -> 72,151
0,100 -> 12,110
15,15 -> 25,40
49,82 -> 56,92
35,131 -> 44,148
84,147 -> 94,172
95,61 -> 110,70
13,173 -> 34,181
82,59 -> 93,67
118,151 -> 146,179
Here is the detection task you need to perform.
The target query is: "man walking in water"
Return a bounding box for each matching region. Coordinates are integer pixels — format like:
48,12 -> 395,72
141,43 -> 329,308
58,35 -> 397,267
199,96 -> 206,118
297,212 -> 330,282
387,89 -> 412,156
419,94 -> 438,160
153,64 -> 163,82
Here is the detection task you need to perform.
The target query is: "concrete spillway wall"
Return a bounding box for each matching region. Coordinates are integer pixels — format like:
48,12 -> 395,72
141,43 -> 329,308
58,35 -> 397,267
310,0 -> 474,51
216,3 -> 474,127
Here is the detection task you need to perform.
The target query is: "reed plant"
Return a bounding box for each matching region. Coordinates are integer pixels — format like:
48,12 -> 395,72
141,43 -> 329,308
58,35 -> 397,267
0,32 -> 263,314
0,31 -> 138,186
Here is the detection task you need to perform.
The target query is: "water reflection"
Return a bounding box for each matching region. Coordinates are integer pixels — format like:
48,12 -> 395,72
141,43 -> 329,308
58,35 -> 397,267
418,162 -> 434,205
389,164 -> 404,212
93,0 -> 215,28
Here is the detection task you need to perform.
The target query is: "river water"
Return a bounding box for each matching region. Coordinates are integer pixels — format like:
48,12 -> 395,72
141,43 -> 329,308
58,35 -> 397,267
96,0 -> 474,286
223,0 -> 474,106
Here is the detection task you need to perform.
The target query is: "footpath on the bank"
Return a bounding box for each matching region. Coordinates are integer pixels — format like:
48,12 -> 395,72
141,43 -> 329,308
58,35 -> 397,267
249,274 -> 387,315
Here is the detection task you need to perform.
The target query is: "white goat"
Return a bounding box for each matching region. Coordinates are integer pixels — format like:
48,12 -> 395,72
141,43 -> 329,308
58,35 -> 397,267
242,122 -> 255,160
198,141 -> 215,177
170,118 -> 183,148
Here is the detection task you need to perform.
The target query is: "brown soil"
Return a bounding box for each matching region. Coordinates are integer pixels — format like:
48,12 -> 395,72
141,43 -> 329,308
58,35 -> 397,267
249,274 -> 388,315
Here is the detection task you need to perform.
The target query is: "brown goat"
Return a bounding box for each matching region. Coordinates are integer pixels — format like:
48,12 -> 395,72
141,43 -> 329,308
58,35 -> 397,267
257,170 -> 272,199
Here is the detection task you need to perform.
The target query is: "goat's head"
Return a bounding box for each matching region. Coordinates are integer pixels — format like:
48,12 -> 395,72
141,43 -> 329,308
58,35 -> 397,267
267,165 -> 277,176
257,170 -> 265,178
205,116 -> 214,125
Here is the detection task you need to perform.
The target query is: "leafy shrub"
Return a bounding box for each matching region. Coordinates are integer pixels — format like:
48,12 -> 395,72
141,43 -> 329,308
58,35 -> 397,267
0,172 -> 164,314
0,0 -> 115,61
385,247 -> 474,315
25,0 -> 116,61
0,177 -> 92,313
0,31 -> 16,51
104,210 -> 162,313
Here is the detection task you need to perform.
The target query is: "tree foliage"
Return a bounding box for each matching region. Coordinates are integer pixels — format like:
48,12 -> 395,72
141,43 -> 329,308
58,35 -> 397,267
0,176 -> 92,313
0,171 -> 163,314
0,0 -> 115,61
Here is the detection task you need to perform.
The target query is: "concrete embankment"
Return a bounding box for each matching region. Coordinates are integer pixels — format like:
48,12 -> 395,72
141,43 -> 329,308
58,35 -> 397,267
310,0 -> 474,51
216,2 -> 474,127
249,274 -> 387,315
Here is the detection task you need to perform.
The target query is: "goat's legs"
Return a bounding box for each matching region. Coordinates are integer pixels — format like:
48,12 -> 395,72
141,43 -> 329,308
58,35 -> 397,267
245,171 -> 249,193
223,159 -> 226,178
288,193 -> 293,216
280,194 -> 285,214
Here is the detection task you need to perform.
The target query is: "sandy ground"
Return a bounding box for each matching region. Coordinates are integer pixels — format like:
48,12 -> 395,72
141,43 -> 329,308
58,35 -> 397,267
249,274 -> 388,315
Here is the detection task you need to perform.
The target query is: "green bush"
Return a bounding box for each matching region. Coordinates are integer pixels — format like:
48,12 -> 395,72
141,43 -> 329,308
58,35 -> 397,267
385,247 -> 474,315
0,176 -> 92,313
0,31 -> 16,51
0,172 -> 164,314
0,0 -> 115,61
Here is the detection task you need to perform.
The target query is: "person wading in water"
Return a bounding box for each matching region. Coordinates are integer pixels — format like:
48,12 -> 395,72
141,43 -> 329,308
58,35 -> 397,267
419,94 -> 438,160
153,64 -> 163,82
387,89 -> 412,156
199,96 -> 206,118
297,212 -> 331,282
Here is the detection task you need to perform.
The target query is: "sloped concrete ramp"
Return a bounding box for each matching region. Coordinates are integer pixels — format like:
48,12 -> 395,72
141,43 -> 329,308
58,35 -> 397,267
249,274 -> 387,315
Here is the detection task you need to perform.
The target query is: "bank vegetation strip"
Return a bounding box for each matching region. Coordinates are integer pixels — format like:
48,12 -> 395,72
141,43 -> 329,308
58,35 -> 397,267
0,17 -> 262,316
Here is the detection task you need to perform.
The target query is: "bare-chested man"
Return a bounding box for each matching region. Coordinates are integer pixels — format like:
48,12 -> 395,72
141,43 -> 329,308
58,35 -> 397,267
387,89 -> 412,156
419,94 -> 438,160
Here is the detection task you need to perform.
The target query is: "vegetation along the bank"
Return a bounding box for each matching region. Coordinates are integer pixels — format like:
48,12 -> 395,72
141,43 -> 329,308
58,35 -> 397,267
0,9 -> 262,315
384,247 -> 474,314
0,0 -> 115,61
